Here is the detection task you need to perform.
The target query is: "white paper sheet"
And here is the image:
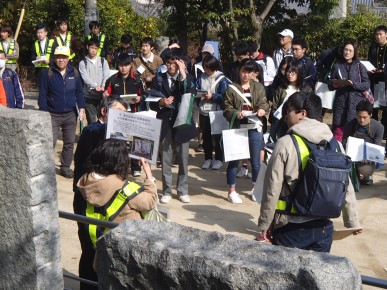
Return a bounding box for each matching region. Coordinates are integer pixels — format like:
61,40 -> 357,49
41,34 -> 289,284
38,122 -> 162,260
106,109 -> 162,164
360,61 -> 376,72
209,111 -> 229,135
365,142 -> 385,163
252,162 -> 267,204
346,136 -> 365,162
222,128 -> 250,162
315,82 -> 336,109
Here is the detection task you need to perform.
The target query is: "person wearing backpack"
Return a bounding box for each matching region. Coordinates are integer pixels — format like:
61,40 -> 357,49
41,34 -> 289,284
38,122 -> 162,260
78,37 -> 110,125
196,55 -> 231,170
38,46 -> 85,179
257,92 -> 362,252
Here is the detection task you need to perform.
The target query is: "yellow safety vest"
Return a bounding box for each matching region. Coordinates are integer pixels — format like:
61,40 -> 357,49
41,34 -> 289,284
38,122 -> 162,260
86,181 -> 144,248
34,39 -> 55,68
275,134 -> 309,215
56,32 -> 75,60
0,39 -> 16,64
87,33 -> 106,56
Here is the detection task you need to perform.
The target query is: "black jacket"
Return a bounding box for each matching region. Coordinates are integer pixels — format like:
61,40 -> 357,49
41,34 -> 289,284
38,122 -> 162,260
150,72 -> 197,143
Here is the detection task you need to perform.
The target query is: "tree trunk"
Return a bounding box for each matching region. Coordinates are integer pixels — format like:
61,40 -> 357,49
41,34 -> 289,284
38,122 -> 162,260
249,0 -> 277,45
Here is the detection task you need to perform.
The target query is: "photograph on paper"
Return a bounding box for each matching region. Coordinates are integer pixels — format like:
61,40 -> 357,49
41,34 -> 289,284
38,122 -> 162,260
106,109 -> 161,164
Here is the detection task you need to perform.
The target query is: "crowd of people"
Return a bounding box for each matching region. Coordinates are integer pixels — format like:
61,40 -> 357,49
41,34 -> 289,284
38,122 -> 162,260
2,19 -> 387,287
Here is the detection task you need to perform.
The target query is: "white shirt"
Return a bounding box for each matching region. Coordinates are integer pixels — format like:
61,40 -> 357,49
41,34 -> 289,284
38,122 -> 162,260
39,38 -> 47,54
142,52 -> 154,63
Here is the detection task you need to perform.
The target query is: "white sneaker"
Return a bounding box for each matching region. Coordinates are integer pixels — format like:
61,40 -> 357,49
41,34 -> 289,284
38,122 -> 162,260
237,167 -> 248,178
179,195 -> 191,203
160,195 -> 172,204
133,171 -> 141,177
228,191 -> 242,204
247,172 -> 252,179
251,188 -> 256,202
202,159 -> 212,169
212,160 -> 222,170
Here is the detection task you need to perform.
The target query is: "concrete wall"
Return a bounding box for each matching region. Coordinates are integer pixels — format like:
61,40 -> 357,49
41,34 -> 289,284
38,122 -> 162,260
0,107 -> 63,289
97,220 -> 362,290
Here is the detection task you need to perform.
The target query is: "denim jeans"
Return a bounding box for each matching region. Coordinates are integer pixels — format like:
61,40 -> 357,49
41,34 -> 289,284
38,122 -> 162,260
272,219 -> 334,253
226,129 -> 264,187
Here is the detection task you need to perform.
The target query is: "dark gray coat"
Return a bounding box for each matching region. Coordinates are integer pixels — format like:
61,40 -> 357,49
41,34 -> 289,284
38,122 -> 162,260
329,60 -> 370,127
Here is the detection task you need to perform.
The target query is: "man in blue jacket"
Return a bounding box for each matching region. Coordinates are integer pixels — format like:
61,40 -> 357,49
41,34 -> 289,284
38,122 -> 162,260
0,50 -> 24,108
38,46 -> 85,178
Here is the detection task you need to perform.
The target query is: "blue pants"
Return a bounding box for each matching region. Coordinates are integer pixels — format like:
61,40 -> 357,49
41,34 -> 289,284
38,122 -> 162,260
227,129 -> 263,186
272,219 -> 334,253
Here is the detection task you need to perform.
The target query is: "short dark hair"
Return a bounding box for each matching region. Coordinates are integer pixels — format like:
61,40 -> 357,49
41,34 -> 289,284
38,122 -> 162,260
375,25 -> 387,34
57,18 -> 69,27
292,38 -> 308,49
121,33 -> 132,44
87,37 -> 100,47
202,55 -> 219,72
89,21 -> 101,30
341,40 -> 358,61
284,59 -> 305,89
1,25 -> 13,36
238,58 -> 256,73
35,23 -> 47,32
97,96 -> 129,119
87,139 -> 130,180
141,37 -> 155,48
247,40 -> 259,54
356,100 -> 373,115
234,41 -> 250,57
117,53 -> 134,66
286,92 -> 323,121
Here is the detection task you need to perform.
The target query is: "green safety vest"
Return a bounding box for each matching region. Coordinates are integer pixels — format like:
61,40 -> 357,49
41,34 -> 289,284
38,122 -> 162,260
56,32 -> 75,59
86,180 -> 144,248
87,33 -> 106,56
275,134 -> 309,215
34,39 -> 55,68
0,39 -> 16,64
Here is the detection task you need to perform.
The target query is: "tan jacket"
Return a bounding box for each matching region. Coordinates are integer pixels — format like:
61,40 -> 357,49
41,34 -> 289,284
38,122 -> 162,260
257,118 -> 361,231
223,80 -> 269,128
133,54 -> 163,82
77,174 -> 157,223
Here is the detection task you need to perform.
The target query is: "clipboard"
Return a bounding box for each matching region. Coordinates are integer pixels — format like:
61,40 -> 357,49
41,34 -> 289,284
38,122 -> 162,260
120,94 -> 138,104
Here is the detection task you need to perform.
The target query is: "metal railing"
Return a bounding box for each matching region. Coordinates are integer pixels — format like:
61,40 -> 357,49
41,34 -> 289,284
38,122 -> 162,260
59,211 -> 387,289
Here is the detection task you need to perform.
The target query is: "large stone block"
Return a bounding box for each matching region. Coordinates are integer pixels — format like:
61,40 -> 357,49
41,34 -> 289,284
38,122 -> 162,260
97,221 -> 361,290
0,107 -> 63,289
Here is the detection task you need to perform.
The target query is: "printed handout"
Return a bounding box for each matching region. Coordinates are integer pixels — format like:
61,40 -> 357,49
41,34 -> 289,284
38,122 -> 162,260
106,109 -> 161,164
346,136 -> 385,163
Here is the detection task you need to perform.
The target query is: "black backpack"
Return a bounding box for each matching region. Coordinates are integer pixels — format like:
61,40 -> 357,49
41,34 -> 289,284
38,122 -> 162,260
279,134 -> 352,218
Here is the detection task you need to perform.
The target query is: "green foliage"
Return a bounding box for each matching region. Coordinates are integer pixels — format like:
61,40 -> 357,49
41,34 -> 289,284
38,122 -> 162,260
1,0 -> 160,65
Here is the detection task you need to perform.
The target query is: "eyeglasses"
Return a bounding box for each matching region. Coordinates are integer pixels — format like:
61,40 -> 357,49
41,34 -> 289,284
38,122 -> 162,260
292,47 -> 302,51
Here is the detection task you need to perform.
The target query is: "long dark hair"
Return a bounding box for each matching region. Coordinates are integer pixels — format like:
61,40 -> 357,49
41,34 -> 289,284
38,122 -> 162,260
282,59 -> 305,89
87,139 -> 130,180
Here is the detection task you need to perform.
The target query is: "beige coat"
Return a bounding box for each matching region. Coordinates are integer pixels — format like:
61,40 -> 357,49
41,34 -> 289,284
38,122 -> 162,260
257,118 -> 361,231
77,174 -> 157,223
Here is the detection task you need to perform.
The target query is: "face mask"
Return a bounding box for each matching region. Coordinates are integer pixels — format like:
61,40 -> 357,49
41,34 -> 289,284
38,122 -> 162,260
0,59 -> 5,68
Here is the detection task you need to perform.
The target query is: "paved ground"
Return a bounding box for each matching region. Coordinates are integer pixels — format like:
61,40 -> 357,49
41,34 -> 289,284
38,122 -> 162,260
25,93 -> 387,289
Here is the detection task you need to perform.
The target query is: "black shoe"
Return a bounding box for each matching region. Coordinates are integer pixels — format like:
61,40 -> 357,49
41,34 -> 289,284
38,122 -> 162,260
60,168 -> 74,179
360,176 -> 373,185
